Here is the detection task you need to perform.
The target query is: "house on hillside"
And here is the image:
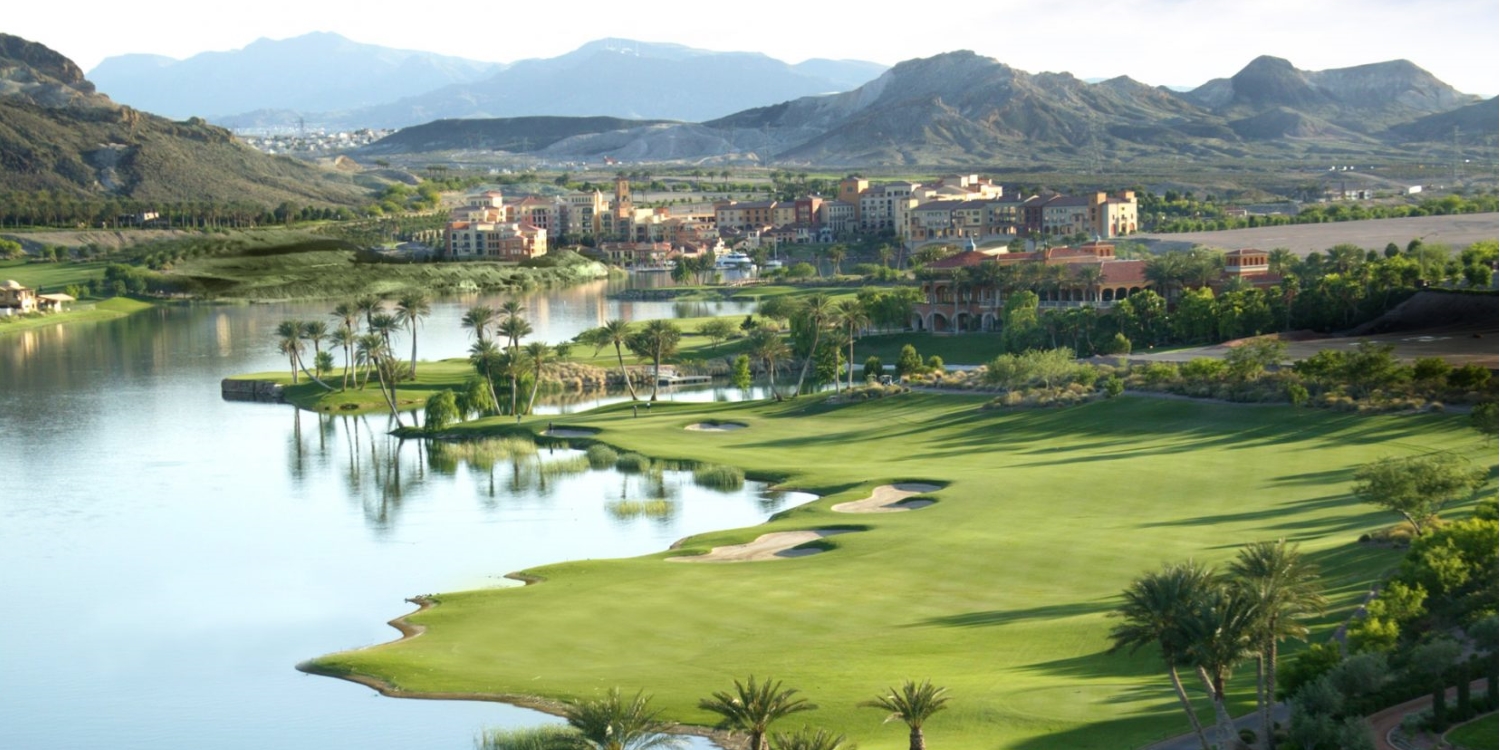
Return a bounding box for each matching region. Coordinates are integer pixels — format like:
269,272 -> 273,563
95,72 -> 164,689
1,279 -> 37,315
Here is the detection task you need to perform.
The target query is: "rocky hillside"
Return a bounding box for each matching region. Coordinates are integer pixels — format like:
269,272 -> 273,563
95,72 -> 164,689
387,50 -> 1488,167
0,34 -> 367,205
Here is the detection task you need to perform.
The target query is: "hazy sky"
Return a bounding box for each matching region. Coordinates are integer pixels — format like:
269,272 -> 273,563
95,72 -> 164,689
10,0 -> 1499,95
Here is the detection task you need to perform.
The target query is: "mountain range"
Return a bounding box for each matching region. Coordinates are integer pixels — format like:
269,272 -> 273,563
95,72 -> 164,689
88,35 -> 888,129
385,50 -> 1494,167
0,34 -> 366,205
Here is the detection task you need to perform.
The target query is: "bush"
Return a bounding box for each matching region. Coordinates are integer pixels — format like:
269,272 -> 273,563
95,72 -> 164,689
1180,357 -> 1228,381
1104,375 -> 1125,398
785,262 -> 818,279
585,444 -> 619,469
615,452 -> 652,473
692,464 -> 745,491
423,390 -> 459,432
862,356 -> 884,382
895,344 -> 924,378
926,355 -> 944,372
1102,332 -> 1132,355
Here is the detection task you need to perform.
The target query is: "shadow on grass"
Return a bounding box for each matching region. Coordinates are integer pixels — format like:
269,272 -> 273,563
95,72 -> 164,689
907,599 -> 1114,629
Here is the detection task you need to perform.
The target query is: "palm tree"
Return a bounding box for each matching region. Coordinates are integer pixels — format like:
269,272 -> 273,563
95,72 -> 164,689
330,325 -> 358,390
563,687 -> 683,750
860,679 -> 950,750
1074,264 -> 1104,305
276,319 -> 333,390
522,341 -> 556,417
394,290 -> 431,377
497,315 -> 534,417
791,294 -> 834,397
698,676 -> 817,750
628,319 -> 681,402
877,244 -> 896,269
354,294 -> 381,330
832,300 -> 870,392
330,300 -> 359,334
276,320 -> 306,384
1227,540 -> 1326,750
827,244 -> 847,276
599,319 -> 640,401
1109,561 -> 1217,750
462,304 -> 498,345
770,728 -> 853,750
468,340 -> 505,417
748,325 -> 790,401
356,332 -> 405,426
300,320 -> 328,359
1181,584 -> 1258,750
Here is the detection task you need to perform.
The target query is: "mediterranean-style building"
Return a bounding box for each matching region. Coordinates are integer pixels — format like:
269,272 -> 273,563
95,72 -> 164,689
912,242 -> 1150,332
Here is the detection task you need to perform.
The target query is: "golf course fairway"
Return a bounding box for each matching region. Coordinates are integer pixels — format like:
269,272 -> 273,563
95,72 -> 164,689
305,393 -> 1492,749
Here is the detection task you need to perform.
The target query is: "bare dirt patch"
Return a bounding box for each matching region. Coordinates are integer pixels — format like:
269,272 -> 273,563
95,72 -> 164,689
685,422 -> 748,432
832,483 -> 942,513
667,529 -> 855,562
1138,213 -> 1498,256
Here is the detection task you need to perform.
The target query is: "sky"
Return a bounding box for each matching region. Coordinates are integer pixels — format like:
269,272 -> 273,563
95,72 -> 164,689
9,0 -> 1499,96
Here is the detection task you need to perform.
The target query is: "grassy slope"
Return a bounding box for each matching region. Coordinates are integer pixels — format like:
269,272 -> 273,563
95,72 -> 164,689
0,296 -> 150,336
0,259 -> 108,290
309,394 -> 1490,749
1448,714 -> 1499,750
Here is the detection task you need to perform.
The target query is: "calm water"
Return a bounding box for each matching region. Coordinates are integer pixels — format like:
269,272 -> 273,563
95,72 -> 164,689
0,279 -> 806,750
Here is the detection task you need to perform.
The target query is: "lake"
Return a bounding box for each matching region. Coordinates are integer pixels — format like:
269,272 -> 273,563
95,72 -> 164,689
0,278 -> 807,750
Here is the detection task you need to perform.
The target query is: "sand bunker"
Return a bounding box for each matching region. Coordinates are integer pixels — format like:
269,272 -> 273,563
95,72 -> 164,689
544,428 -> 598,438
685,422 -> 748,432
667,529 -> 854,562
831,483 -> 941,513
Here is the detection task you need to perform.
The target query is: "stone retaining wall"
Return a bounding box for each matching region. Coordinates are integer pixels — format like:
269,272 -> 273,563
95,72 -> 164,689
221,378 -> 284,403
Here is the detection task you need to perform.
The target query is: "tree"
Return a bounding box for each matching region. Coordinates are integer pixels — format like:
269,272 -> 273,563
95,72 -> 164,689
832,300 -> 870,392
748,325 -> 791,400
498,313 -> 534,417
1109,561 -> 1217,750
354,294 -> 381,330
598,319 -> 640,401
791,294 -> 834,397
698,318 -> 737,353
770,727 -> 853,750
330,325 -> 358,390
563,687 -> 683,750
395,290 -> 431,377
522,341 -> 556,417
862,356 -> 884,383
629,320 -> 681,402
462,304 -> 498,345
1353,453 -> 1485,535
1227,540 -> 1326,750
860,680 -> 949,750
1224,338 -> 1287,381
1178,584 -> 1257,750
424,390 -> 459,433
732,354 -> 753,391
895,344 -> 923,379
468,340 -> 505,417
275,320 -> 333,390
827,244 -> 847,275
357,332 -> 406,427
698,676 -> 817,750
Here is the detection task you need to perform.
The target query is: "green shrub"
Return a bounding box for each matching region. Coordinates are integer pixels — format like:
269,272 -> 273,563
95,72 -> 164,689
585,444 -> 619,469
1103,332 -> 1132,355
926,355 -> 945,372
692,464 -> 745,491
1181,357 -> 1228,381
1104,375 -> 1125,398
862,356 -> 884,382
615,452 -> 652,473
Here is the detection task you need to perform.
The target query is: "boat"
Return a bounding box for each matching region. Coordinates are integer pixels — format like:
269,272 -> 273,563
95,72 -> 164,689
714,251 -> 753,270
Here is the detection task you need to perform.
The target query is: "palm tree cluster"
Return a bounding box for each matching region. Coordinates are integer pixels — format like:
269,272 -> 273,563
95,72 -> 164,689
1109,540 -> 1325,750
461,299 -> 565,420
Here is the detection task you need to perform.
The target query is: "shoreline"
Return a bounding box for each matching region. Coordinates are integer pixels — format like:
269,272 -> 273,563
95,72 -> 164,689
296,594 -> 735,748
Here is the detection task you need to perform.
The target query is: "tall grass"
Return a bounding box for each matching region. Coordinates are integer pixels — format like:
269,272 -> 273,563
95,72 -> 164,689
585,444 -> 619,469
430,437 -> 538,470
537,454 -> 591,477
474,725 -> 578,750
692,464 -> 745,491
605,499 -> 677,520
615,452 -> 652,473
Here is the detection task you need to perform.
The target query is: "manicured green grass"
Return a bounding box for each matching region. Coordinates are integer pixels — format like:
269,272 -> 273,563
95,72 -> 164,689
233,358 -> 475,413
0,297 -> 152,337
309,394 -> 1492,749
1449,714 -> 1499,750
0,259 -> 109,291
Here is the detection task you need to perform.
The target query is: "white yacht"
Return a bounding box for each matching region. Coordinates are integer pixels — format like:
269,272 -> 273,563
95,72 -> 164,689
714,251 -> 753,270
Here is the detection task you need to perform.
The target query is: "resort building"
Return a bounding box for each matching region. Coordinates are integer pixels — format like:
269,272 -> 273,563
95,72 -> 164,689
1,279 -> 37,314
